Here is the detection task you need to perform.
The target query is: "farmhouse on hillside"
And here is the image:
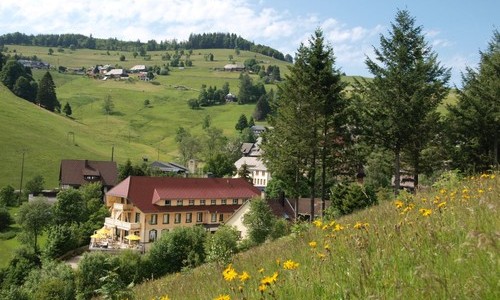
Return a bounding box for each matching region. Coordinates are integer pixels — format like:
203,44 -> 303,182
93,176 -> 261,251
59,159 -> 117,192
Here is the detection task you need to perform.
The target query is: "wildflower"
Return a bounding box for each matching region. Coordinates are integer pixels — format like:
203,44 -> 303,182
437,202 -> 446,209
258,268 -> 265,273
322,225 -> 328,230
158,296 -> 170,300
317,253 -> 326,260
324,244 -> 330,251
239,271 -> 250,282
313,219 -> 323,228
238,285 -> 244,292
283,259 -> 299,270
419,208 -> 432,217
261,272 -> 278,285
214,295 -> 230,300
354,222 -> 369,230
258,284 -> 267,292
222,264 -> 238,282
309,241 -> 317,248
478,189 -> 484,194
334,224 -> 344,231
491,175 -> 496,179
421,197 -> 427,203
394,200 -> 404,209
440,188 -> 447,195
276,259 -> 280,266
329,220 -> 336,227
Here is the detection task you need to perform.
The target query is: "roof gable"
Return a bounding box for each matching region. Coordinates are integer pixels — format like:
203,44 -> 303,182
60,160 -> 118,187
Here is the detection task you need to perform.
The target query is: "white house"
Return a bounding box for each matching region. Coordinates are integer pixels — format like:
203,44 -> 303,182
234,156 -> 271,190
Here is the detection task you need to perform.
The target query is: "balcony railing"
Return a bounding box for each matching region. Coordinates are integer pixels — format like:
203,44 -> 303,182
104,217 -> 140,230
113,203 -> 133,211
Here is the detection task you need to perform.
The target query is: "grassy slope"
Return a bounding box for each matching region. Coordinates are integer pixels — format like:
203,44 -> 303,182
134,173 -> 499,299
1,46 -> 289,188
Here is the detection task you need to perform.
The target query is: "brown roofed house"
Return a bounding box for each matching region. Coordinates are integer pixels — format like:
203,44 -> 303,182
59,159 -> 118,192
98,176 -> 261,251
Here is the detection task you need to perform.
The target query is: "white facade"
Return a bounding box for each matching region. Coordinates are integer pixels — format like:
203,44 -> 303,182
234,156 -> 271,189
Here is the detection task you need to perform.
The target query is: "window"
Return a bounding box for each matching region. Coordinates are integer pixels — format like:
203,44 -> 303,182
189,199 -> 195,206
232,199 -> 238,205
197,212 -> 203,222
177,200 -> 183,206
219,214 -> 224,222
211,199 -> 217,205
200,199 -> 206,205
221,199 -> 226,205
211,213 -> 217,223
135,212 -> 140,223
175,213 -> 181,223
163,213 -> 170,224
186,213 -> 192,223
149,229 -> 157,242
165,200 -> 171,206
150,214 -> 157,225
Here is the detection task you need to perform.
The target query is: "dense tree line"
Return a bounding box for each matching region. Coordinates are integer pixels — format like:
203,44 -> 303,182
0,32 -> 287,60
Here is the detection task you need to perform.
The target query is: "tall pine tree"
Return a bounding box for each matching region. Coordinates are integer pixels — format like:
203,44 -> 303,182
446,30 -> 500,172
354,10 -> 450,193
36,71 -> 60,112
263,28 -> 347,219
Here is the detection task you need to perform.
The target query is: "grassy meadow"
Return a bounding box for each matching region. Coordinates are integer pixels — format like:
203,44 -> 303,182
1,45 -> 293,188
135,173 -> 499,299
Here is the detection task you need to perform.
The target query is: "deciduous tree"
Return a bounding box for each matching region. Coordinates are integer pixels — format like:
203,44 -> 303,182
17,197 -> 53,253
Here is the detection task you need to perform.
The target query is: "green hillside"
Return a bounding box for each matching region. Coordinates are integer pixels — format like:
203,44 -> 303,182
1,46 -> 291,188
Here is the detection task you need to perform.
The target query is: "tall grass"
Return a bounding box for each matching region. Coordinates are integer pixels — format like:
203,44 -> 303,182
134,173 -> 499,299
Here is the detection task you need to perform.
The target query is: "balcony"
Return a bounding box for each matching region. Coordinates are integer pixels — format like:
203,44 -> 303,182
104,217 -> 140,231
113,203 -> 133,211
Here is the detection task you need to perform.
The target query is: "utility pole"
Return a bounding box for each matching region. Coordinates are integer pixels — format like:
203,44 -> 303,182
18,149 -> 27,205
111,145 -> 114,161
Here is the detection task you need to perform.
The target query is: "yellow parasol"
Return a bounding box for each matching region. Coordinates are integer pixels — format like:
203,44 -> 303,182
124,234 -> 141,241
97,227 -> 112,235
90,233 -> 106,239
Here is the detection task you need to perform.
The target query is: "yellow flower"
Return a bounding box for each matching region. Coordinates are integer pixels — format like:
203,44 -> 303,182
258,268 -> 265,273
419,208 -> 432,217
158,296 -> 170,300
238,285 -> 244,292
324,244 -> 330,251
421,197 -> 427,203
491,175 -> 496,179
260,272 -> 279,285
309,241 -> 317,248
394,200 -> 404,209
276,259 -> 280,266
283,259 -> 299,270
437,201 -> 446,209
322,225 -> 328,230
239,271 -> 250,282
317,253 -> 326,260
213,295 -> 230,300
478,189 -> 484,194
439,188 -> 447,194
222,264 -> 238,282
258,284 -> 267,292
354,222 -> 368,230
313,219 -> 323,228
334,224 -> 344,231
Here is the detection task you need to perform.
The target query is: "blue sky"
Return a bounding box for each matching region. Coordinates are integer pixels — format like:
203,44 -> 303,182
0,0 -> 498,85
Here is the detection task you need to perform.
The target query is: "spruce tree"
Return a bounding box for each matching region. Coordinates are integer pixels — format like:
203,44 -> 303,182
235,114 -> 248,133
36,71 -> 60,112
355,10 -> 450,192
446,30 -> 500,172
63,102 -> 72,116
263,28 -> 347,219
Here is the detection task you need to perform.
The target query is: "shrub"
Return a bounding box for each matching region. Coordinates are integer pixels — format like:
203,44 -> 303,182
0,185 -> 17,207
328,183 -> 377,217
205,225 -> 240,265
147,226 -> 206,277
0,206 -> 13,231
243,198 -> 276,244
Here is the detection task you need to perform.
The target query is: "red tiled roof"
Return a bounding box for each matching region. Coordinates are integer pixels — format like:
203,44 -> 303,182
107,176 -> 261,213
59,159 -> 117,187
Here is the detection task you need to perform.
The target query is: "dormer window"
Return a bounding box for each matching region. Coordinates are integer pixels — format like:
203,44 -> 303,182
189,200 -> 195,206
177,200 -> 183,206
165,200 -> 171,206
